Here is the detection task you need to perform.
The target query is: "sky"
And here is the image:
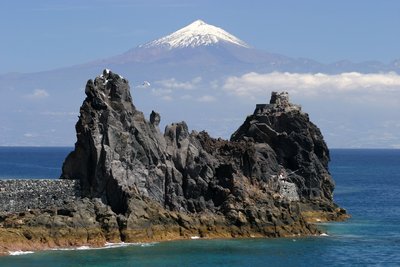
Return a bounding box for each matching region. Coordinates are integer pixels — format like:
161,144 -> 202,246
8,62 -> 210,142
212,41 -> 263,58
1,0 -> 399,74
1,0 -> 400,148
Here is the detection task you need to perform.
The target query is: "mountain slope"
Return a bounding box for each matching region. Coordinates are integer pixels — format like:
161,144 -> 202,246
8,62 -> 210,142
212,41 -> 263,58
140,19 -> 249,49
94,19 -> 398,73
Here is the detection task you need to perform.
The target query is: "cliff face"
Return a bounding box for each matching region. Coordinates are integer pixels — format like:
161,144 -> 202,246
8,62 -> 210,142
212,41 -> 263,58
0,70 -> 347,254
61,70 -> 167,214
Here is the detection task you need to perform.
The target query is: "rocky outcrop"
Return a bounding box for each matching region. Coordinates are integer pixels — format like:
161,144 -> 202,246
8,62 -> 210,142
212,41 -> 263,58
231,92 -> 335,207
235,92 -> 349,223
61,69 -> 167,214
0,71 -> 347,254
61,70 -> 346,233
0,198 -> 120,254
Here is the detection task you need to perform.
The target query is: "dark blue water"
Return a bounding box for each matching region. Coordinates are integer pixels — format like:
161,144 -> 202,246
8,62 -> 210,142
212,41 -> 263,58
0,147 -> 72,179
0,148 -> 399,266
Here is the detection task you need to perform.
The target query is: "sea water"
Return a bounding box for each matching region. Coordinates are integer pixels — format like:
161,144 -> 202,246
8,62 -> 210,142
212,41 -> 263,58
0,148 -> 399,266
0,147 -> 72,179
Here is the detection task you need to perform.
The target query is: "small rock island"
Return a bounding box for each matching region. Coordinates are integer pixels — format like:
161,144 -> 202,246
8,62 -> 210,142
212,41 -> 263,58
0,70 -> 348,254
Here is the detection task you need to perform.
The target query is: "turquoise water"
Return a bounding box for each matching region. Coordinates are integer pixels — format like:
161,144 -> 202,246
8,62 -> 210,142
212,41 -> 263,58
0,148 -> 399,266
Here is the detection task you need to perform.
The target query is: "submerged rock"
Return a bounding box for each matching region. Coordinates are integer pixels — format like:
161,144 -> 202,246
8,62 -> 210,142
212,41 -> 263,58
0,71 -> 348,254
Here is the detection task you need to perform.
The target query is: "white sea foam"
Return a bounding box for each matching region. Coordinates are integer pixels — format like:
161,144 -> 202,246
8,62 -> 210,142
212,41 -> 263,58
49,242 -> 158,252
50,247 -> 77,251
8,250 -> 34,256
140,243 -> 157,247
105,242 -> 158,248
76,246 -> 91,250
104,242 -> 131,248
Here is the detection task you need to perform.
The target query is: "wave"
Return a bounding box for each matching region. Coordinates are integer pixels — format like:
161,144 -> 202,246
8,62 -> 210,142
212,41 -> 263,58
50,242 -> 158,252
8,250 -> 34,256
104,242 -> 158,248
76,246 -> 91,250
139,243 -> 157,247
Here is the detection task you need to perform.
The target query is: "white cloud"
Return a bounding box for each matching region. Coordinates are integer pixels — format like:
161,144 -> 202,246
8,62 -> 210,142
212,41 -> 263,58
192,76 -> 202,84
197,95 -> 216,102
150,77 -> 204,101
161,95 -> 173,101
210,80 -> 220,89
151,88 -> 172,97
40,111 -> 78,116
25,89 -> 49,99
180,94 -> 193,100
23,133 -> 35,138
155,77 -> 202,90
222,72 -> 400,98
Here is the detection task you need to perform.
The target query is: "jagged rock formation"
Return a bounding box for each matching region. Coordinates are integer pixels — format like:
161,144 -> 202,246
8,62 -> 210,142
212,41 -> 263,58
0,70 -> 347,254
231,92 -> 335,207
61,70 -> 346,238
232,92 -> 348,223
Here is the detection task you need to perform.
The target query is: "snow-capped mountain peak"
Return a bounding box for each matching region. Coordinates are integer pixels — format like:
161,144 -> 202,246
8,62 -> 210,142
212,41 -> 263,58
140,19 -> 250,49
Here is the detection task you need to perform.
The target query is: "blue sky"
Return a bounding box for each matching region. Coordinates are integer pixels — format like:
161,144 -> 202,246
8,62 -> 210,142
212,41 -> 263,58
1,0 -> 400,148
1,0 -> 399,73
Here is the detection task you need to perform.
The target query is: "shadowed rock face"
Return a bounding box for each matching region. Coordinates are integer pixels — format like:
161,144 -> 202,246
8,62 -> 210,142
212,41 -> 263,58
61,69 -> 167,214
231,91 -> 334,201
60,70 -> 346,239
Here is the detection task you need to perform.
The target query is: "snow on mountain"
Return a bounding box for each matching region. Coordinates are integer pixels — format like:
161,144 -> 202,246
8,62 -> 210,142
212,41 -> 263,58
140,19 -> 249,49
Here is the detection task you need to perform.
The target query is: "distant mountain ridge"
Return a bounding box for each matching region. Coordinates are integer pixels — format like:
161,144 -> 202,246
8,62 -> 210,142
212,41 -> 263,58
89,19 -> 399,74
0,19 -> 399,147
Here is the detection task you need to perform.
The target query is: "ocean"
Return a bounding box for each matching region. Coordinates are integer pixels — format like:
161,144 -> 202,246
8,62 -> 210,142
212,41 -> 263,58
0,148 -> 399,266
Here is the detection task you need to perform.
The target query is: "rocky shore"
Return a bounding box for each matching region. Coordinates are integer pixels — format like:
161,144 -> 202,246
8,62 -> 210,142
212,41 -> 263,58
0,70 -> 348,255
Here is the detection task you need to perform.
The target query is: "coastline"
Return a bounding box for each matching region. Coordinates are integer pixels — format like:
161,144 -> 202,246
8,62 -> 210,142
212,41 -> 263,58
0,207 -> 348,256
1,149 -> 398,266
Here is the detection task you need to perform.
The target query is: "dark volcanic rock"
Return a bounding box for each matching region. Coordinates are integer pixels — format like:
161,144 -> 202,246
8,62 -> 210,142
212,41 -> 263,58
0,70 -> 348,255
231,92 -> 334,202
59,71 -> 346,242
61,69 -> 167,214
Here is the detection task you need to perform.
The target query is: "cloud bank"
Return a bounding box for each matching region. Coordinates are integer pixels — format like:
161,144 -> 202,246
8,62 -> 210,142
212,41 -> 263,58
25,89 -> 50,99
149,76 -> 219,103
222,72 -> 400,98
197,95 -> 216,102
221,71 -> 400,148
155,77 -> 202,90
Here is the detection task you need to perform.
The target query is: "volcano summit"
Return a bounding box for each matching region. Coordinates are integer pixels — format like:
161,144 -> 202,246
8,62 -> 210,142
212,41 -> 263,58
140,19 -> 250,49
